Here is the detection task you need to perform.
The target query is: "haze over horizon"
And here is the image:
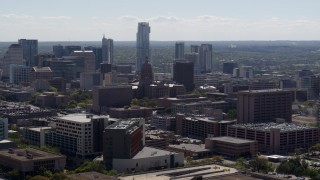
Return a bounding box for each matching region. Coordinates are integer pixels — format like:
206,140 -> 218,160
1,0 -> 320,41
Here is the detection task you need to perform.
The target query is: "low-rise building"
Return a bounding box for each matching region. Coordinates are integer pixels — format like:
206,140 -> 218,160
167,143 -> 212,159
227,123 -> 319,154
0,148 -> 66,175
35,92 -> 68,108
205,136 -> 258,158
109,107 -> 153,119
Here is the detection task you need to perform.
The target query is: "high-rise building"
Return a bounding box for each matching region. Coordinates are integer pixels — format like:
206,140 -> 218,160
0,118 -> 8,140
9,64 -> 32,84
0,44 -> 23,79
103,118 -> 145,168
173,61 -> 194,92
136,22 -> 150,73
102,36 -> 114,64
185,52 -> 200,74
64,45 -> 81,56
175,42 -> 184,60
85,46 -> 103,70
237,89 -> 292,123
72,50 -> 96,73
140,58 -> 153,86
191,45 -> 200,53
223,62 -> 238,74
53,45 -> 64,58
18,39 -> 38,67
199,44 -> 213,73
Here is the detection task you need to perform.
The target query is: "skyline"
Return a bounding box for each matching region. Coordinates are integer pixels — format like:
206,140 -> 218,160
1,0 -> 320,41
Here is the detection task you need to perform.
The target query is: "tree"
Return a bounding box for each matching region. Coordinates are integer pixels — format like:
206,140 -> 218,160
227,109 -> 237,119
29,175 -> 49,180
249,156 -> 273,173
47,86 -> 57,92
310,144 -> 320,151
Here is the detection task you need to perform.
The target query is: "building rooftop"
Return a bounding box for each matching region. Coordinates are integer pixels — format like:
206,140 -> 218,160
60,113 -> 106,123
238,89 -> 290,94
207,136 -> 256,144
0,148 -> 64,162
33,66 -> 52,72
230,123 -> 317,132
132,147 -> 177,159
27,127 -> 52,132
168,143 -> 210,153
107,119 -> 142,130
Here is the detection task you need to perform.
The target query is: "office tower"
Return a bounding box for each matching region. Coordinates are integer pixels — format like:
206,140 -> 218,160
0,44 -> 23,79
173,61 -> 194,92
175,42 -> 184,60
9,64 -> 32,84
199,44 -> 213,73
103,118 -> 145,168
0,118 -> 8,140
72,50 -> 96,73
185,52 -> 200,74
191,45 -> 200,53
80,72 -> 102,90
136,22 -> 150,73
85,46 -> 103,70
53,45 -> 64,58
237,89 -> 292,123
223,62 -> 238,74
140,58 -> 153,85
18,39 -> 38,67
102,36 -> 114,65
239,66 -> 253,79
64,45 -> 81,56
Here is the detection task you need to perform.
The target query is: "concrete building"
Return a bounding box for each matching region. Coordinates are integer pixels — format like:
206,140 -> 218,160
52,44 -> 64,58
85,46 -> 103,70
72,50 -> 96,73
239,66 -> 253,79
109,107 -> 153,119
227,123 -> 319,154
32,66 -> 53,80
0,118 -> 8,140
80,72 -> 102,90
112,146 -> 184,173
136,22 -> 150,73
18,39 -> 38,67
157,95 -> 208,109
173,61 -> 194,92
175,42 -> 184,60
176,114 -> 236,140
54,114 -> 109,157
237,89 -> 292,123
199,44 -> 213,73
172,100 -> 232,114
167,143 -> 211,159
144,83 -> 186,99
0,44 -> 23,78
0,148 -> 65,175
151,115 -> 176,131
35,92 -> 68,108
102,36 -> 114,65
191,45 -> 200,53
205,136 -> 257,158
103,119 -> 145,168
9,64 -> 32,84
93,85 -> 133,113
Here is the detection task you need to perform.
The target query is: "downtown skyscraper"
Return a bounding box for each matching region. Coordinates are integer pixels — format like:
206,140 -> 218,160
136,22 -> 150,73
102,35 -> 114,64
175,42 -> 185,60
18,39 -> 38,67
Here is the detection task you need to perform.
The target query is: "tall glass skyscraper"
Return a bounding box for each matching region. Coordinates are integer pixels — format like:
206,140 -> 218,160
18,39 -> 38,67
102,36 -> 114,65
175,42 -> 185,60
136,22 -> 150,73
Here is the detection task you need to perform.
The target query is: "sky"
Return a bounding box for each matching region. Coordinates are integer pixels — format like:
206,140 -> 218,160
1,0 -> 320,41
